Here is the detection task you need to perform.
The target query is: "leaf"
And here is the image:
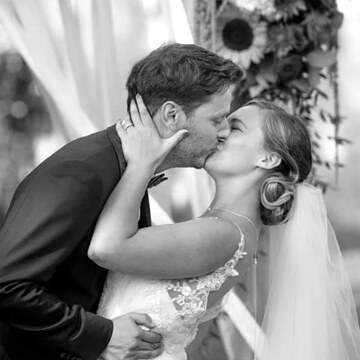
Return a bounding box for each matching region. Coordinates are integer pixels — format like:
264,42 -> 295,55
258,249 -> 267,256
334,162 -> 345,168
308,67 -> 321,87
316,88 -> 329,99
313,180 -> 329,193
312,141 -> 320,149
329,115 -> 347,124
314,91 -> 320,105
290,78 -> 311,93
319,109 -> 328,122
330,137 -> 353,145
307,50 -> 337,68
259,61 -> 276,83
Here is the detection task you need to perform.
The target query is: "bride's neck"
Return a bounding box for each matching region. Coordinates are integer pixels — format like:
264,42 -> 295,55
210,176 -> 262,225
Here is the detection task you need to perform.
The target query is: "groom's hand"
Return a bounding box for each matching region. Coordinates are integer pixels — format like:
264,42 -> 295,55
99,312 -> 162,360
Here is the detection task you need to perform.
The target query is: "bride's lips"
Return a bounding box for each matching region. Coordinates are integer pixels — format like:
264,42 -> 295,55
206,144 -> 224,160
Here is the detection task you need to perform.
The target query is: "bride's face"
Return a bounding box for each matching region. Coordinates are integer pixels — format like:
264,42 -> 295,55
204,105 -> 268,177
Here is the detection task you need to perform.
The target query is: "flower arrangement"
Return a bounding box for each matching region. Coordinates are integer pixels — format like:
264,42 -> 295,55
215,0 -> 345,185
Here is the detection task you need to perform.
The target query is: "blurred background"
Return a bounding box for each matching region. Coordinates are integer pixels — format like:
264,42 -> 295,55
0,0 -> 359,359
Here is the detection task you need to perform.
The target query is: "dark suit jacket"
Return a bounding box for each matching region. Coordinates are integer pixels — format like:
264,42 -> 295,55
0,125 -> 151,360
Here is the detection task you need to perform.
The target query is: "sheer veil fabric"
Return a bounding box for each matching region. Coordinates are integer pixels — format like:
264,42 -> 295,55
258,183 -> 360,360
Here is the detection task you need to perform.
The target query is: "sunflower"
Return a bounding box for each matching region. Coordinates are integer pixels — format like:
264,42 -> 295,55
232,0 -> 275,16
273,0 -> 307,20
216,3 -> 267,70
267,24 -> 308,57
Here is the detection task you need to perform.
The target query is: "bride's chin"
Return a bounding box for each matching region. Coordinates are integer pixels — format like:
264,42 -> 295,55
204,158 -> 217,175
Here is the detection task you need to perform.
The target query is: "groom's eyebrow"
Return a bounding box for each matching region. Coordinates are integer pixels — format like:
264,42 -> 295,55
212,110 -> 228,119
210,112 -> 228,124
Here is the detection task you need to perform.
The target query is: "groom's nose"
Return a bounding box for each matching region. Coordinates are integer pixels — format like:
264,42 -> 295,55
217,119 -> 231,142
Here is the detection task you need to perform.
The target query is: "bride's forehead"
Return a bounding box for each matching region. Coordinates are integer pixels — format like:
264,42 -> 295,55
228,106 -> 262,125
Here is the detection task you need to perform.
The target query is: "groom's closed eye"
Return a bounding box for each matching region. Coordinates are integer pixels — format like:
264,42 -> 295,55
212,117 -> 224,125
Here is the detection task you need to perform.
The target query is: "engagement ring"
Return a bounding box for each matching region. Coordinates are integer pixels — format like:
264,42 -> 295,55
124,124 -> 134,130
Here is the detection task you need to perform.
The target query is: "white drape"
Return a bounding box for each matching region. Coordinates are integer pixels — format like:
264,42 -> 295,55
0,0 -> 192,140
0,0 -> 260,356
0,0 -> 194,221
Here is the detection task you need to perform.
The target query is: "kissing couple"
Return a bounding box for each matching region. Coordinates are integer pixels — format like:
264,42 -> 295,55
1,43 -> 360,360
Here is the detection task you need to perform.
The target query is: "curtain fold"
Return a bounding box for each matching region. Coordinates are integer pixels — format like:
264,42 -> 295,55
0,1 -> 258,356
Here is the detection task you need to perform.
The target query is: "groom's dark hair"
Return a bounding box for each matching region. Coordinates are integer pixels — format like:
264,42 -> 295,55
126,43 -> 243,116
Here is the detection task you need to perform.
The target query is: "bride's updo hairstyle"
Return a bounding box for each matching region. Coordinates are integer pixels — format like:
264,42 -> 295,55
246,100 -> 312,225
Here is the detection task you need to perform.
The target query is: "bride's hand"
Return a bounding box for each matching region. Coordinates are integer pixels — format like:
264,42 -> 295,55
116,95 -> 188,172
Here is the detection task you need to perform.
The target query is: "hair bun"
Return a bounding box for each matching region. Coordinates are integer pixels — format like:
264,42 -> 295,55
260,173 -> 296,225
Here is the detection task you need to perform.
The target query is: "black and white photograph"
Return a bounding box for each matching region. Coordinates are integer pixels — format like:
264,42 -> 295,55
0,1 -> 359,359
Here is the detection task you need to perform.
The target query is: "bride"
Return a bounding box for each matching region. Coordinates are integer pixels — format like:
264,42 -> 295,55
88,96 -> 360,360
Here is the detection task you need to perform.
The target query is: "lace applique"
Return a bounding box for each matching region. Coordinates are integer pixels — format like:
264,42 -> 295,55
166,225 -> 247,323
99,217 -> 248,356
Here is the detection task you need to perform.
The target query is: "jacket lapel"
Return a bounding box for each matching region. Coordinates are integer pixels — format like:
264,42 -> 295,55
105,124 -> 152,228
106,124 -> 127,175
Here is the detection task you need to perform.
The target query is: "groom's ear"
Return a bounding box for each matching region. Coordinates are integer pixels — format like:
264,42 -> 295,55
160,101 -> 185,131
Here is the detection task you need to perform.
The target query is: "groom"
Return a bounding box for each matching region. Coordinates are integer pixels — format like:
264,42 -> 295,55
0,43 -> 242,360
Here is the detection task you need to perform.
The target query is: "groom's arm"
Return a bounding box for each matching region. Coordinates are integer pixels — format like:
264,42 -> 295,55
0,160 -> 112,360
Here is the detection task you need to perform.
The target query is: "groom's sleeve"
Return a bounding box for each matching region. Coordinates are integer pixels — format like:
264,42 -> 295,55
0,160 -> 113,360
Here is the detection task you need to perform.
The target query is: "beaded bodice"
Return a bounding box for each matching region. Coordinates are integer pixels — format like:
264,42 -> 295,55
97,223 -> 247,360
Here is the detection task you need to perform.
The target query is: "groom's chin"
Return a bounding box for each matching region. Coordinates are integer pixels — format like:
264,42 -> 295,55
205,149 -> 218,161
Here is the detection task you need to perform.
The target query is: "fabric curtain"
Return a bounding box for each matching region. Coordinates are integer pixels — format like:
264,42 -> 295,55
0,0 -> 259,356
0,0 -> 192,140
0,0 -> 193,222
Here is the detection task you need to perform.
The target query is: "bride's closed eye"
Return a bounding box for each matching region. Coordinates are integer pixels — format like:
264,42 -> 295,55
231,125 -> 244,132
230,118 -> 246,132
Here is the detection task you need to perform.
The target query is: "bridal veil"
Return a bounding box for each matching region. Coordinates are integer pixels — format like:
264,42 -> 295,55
259,183 -> 360,360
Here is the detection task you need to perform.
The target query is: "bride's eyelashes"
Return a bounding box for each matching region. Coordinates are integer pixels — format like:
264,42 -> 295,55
230,118 -> 246,132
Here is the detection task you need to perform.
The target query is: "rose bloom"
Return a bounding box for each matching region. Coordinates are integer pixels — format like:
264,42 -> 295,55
273,0 -> 307,20
305,0 -> 337,11
267,24 -> 308,57
304,11 -> 342,47
275,55 -> 304,83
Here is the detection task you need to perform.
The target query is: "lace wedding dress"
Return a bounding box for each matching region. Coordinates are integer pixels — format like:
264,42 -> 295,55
97,225 -> 247,360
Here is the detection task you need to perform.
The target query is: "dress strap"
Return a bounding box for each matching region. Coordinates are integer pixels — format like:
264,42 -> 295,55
207,207 -> 258,238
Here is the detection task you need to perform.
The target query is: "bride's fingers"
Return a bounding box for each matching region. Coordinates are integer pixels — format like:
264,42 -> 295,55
129,99 -> 142,127
120,112 -> 134,130
162,129 -> 189,153
115,120 -> 126,139
136,94 -> 156,129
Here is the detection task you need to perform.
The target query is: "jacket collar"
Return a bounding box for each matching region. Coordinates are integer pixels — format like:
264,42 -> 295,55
106,124 -> 127,176
105,124 -> 152,227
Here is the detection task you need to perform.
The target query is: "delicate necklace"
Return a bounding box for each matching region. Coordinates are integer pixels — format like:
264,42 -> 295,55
207,207 -> 258,237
